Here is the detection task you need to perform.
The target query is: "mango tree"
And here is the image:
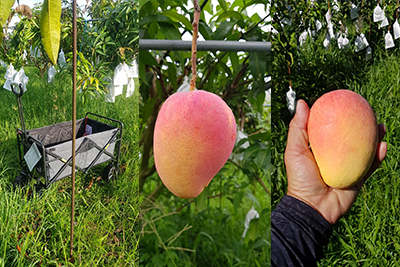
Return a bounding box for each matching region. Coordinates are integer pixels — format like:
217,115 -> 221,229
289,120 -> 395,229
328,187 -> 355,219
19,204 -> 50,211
139,0 -> 271,265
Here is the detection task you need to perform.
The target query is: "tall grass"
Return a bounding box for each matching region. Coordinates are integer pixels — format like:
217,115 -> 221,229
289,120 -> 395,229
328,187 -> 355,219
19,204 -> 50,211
140,166 -> 270,267
0,66 -> 138,266
317,55 -> 400,266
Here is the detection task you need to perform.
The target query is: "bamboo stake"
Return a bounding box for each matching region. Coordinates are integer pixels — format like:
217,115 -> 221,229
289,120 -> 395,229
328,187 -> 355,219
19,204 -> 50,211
70,0 -> 77,260
189,0 -> 200,91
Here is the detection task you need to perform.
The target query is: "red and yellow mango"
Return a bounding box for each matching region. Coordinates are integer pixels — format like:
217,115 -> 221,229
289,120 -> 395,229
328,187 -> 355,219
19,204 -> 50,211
154,90 -> 237,199
308,90 -> 378,188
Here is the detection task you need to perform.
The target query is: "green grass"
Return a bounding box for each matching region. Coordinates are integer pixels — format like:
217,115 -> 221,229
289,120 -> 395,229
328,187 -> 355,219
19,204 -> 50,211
273,54 -> 400,266
317,55 -> 400,267
139,164 -> 270,267
0,66 -> 139,266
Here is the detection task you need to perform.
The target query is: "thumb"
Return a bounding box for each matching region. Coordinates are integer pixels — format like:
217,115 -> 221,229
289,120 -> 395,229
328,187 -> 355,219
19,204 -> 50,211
286,100 -> 311,155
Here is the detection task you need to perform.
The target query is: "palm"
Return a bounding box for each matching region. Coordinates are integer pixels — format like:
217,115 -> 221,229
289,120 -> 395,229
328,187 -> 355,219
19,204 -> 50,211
285,100 -> 387,225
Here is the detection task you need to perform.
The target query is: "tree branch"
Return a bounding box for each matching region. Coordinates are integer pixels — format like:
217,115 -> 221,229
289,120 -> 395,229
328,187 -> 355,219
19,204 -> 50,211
175,193 -> 223,213
141,164 -> 156,180
199,51 -> 228,89
139,99 -> 161,192
228,159 -> 271,196
256,177 -> 271,196
242,14 -> 270,37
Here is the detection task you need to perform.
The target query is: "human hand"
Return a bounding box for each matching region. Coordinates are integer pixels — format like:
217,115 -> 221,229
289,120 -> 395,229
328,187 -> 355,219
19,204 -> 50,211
284,100 -> 387,225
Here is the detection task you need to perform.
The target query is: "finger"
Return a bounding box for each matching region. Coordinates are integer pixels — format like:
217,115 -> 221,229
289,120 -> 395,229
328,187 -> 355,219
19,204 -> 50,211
378,124 -> 387,142
364,141 -> 388,181
289,100 -> 309,130
286,100 -> 311,154
360,124 -> 387,184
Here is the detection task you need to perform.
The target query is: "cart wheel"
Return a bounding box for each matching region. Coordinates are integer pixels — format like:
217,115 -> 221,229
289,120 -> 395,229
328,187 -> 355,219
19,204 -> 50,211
103,164 -> 117,182
13,173 -> 27,188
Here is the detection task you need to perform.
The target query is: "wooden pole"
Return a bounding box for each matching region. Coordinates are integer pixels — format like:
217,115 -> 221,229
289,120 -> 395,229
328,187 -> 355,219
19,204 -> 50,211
70,0 -> 77,259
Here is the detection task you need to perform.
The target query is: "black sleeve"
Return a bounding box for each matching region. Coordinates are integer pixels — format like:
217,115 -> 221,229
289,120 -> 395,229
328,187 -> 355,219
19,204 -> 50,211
271,195 -> 333,267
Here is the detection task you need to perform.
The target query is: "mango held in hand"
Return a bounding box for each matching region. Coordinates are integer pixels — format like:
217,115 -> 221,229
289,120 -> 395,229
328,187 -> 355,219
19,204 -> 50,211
308,90 -> 378,188
154,90 -> 237,199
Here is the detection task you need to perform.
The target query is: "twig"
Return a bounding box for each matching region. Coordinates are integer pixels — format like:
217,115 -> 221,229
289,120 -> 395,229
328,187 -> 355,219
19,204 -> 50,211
248,128 -> 265,136
256,177 -> 271,196
140,183 -> 166,209
167,247 -> 196,252
228,159 -> 271,196
190,0 -> 200,91
242,14 -> 269,37
175,193 -> 223,212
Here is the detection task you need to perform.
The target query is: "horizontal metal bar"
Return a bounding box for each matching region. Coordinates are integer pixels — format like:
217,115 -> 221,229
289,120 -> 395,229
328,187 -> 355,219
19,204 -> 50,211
139,39 -> 271,53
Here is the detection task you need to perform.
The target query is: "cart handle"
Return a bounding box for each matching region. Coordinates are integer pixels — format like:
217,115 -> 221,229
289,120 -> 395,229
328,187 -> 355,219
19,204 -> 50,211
10,82 -> 24,98
85,112 -> 124,130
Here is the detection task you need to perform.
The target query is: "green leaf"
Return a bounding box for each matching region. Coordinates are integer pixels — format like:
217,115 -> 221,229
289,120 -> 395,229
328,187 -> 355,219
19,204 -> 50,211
139,14 -> 172,26
159,22 -> 181,40
242,143 -> 270,172
256,91 -> 265,114
217,11 -> 243,23
229,52 -> 239,73
212,21 -> 235,40
244,218 -> 259,244
233,191 -> 244,212
217,0 -> 228,13
0,0 -> 14,27
244,189 -> 261,209
147,21 -> 160,37
195,186 -> 208,212
162,10 -> 192,30
202,0 -> 213,14
40,0 -> 61,65
139,50 -> 159,66
248,131 -> 271,142
254,146 -> 270,172
138,0 -> 152,11
249,52 -> 266,98
236,138 -> 250,149
251,237 -> 270,250
199,21 -> 212,40
166,62 -> 177,90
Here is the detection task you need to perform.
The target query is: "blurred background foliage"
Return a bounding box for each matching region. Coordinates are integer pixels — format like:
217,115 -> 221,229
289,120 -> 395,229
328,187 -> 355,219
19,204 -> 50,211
0,0 -> 138,100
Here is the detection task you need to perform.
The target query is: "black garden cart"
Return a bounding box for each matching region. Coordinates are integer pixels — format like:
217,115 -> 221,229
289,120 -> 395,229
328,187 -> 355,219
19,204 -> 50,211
11,82 -> 123,192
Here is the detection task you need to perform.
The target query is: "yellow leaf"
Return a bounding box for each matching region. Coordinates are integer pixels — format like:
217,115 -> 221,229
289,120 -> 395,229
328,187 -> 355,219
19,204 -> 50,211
0,0 -> 14,27
40,0 -> 61,65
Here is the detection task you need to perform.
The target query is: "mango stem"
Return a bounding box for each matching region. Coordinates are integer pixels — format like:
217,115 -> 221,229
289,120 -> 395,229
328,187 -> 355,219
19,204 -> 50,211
190,0 -> 200,91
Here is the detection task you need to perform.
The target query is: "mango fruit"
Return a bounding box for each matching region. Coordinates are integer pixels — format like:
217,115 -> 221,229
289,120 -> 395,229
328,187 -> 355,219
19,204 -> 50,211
307,90 -> 378,188
154,90 -> 237,199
